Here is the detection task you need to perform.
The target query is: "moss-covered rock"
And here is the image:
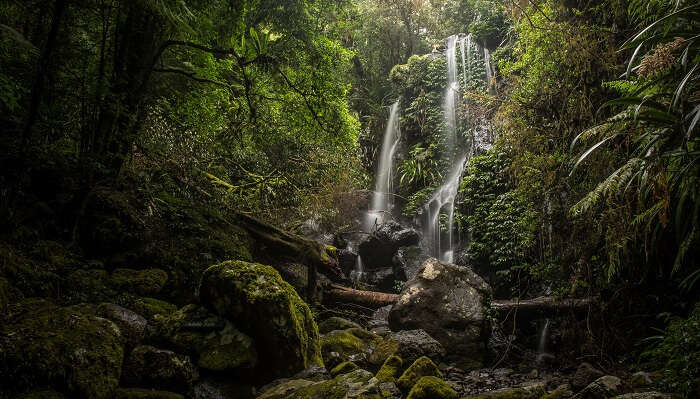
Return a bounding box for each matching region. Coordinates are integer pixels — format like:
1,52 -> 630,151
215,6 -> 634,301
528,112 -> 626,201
15,390 -> 67,399
396,356 -> 442,393
115,388 -> 184,399
199,260 -> 323,382
321,328 -> 382,369
375,355 -> 403,383
155,304 -> 257,372
257,369 -> 381,399
318,317 -> 362,334
122,345 -> 198,393
331,361 -> 360,377
0,300 -> 124,399
97,303 -> 148,346
406,376 -> 458,399
64,268 -> 114,303
469,386 -> 547,399
127,297 -> 177,320
368,329 -> 444,368
109,268 -> 168,296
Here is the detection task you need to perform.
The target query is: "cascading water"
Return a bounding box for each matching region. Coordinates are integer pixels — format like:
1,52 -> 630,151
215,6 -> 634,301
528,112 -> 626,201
536,318 -> 552,364
423,156 -> 467,263
364,100 -> 401,232
443,35 -> 459,153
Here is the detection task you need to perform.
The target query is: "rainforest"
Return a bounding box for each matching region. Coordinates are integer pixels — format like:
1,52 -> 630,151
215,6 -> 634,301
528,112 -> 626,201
0,0 -> 698,398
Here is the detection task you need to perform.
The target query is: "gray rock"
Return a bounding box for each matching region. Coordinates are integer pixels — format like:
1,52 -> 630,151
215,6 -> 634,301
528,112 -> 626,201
613,393 -> 671,399
97,303 -> 147,346
122,345 -> 199,392
369,329 -> 445,367
338,249 -> 358,276
573,376 -> 623,399
190,379 -> 254,399
572,363 -> 605,390
388,258 -> 491,362
358,222 -> 419,269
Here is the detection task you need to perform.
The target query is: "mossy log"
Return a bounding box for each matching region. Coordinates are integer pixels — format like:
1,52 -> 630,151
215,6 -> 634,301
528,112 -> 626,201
233,211 -> 344,283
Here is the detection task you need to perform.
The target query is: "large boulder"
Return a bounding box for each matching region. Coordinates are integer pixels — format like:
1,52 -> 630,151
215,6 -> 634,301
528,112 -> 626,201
199,260 -> 323,381
396,356 -> 442,393
407,376 -> 458,399
359,222 -> 419,269
388,258 -> 491,365
97,303 -> 148,346
572,376 -> 624,399
0,300 -> 125,399
122,345 -> 198,392
572,363 -> 605,390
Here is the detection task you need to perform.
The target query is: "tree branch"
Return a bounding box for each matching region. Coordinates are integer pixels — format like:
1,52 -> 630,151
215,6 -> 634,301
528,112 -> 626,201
153,67 -> 228,88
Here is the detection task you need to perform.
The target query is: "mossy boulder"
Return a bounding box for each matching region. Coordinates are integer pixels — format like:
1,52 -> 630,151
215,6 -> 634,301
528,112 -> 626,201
318,317 -> 362,334
122,345 -> 198,393
369,329 -> 444,368
115,388 -> 184,399
257,369 -> 381,399
331,361 -> 360,377
199,260 -> 323,381
109,268 -> 168,296
375,355 -> 403,383
396,356 -> 442,393
157,305 -> 257,372
0,300 -> 124,399
406,376 -> 458,399
320,328 -> 382,369
15,390 -> 67,399
65,269 -> 114,303
126,297 -> 177,320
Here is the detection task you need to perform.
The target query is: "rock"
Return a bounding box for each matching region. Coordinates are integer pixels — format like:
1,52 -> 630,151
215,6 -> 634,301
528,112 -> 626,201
257,369 -> 381,399
359,222 -> 419,269
470,386 -> 546,399
378,381 -> 402,398
613,393 -> 671,399
331,361 -> 360,376
628,371 -> 653,388
406,376 -> 458,399
572,376 -> 623,399
14,390 -> 67,399
397,356 -> 442,393
320,327 -> 382,369
190,379 -> 255,399
318,316 -> 362,334
369,329 -> 445,367
199,260 -> 323,381
98,303 -> 148,346
376,355 -> 403,383
126,297 -> 178,321
274,262 -> 330,300
572,363 -> 605,390
541,384 -> 574,399
292,365 -> 331,381
0,300 -> 124,399
109,268 -> 168,296
122,345 -> 198,392
392,246 -> 429,281
388,258 -> 491,363
157,305 -> 257,373
115,388 -> 184,399
364,267 -> 397,291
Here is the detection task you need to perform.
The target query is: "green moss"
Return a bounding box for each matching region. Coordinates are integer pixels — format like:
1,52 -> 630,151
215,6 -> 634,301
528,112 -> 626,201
16,390 -> 67,399
324,245 -> 338,261
115,388 -> 184,399
331,361 -> 359,376
128,296 -> 178,319
0,300 -> 124,399
318,316 -> 362,333
368,336 -> 399,366
293,369 -> 381,399
406,376 -> 458,399
376,355 -> 403,383
320,328 -> 381,366
109,268 -> 168,296
396,356 -> 442,393
199,260 -> 323,379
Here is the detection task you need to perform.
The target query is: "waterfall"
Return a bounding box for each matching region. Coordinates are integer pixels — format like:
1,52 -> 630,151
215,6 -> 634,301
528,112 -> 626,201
365,100 -> 401,231
443,35 -> 459,153
537,318 -> 551,364
460,35 -> 467,89
484,43 -> 495,95
423,156 -> 467,263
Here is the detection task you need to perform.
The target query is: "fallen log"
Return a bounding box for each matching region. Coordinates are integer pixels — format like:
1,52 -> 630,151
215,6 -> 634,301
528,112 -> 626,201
323,284 -> 596,315
325,284 -> 399,309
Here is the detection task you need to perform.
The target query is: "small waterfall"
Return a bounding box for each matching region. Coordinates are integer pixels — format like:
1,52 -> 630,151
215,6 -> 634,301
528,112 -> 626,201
536,318 -> 551,363
350,254 -> 365,282
423,156 -> 467,263
484,43 -> 495,94
365,100 -> 401,231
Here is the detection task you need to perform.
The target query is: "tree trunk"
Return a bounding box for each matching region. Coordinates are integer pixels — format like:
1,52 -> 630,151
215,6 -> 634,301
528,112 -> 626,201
233,211 -> 345,282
